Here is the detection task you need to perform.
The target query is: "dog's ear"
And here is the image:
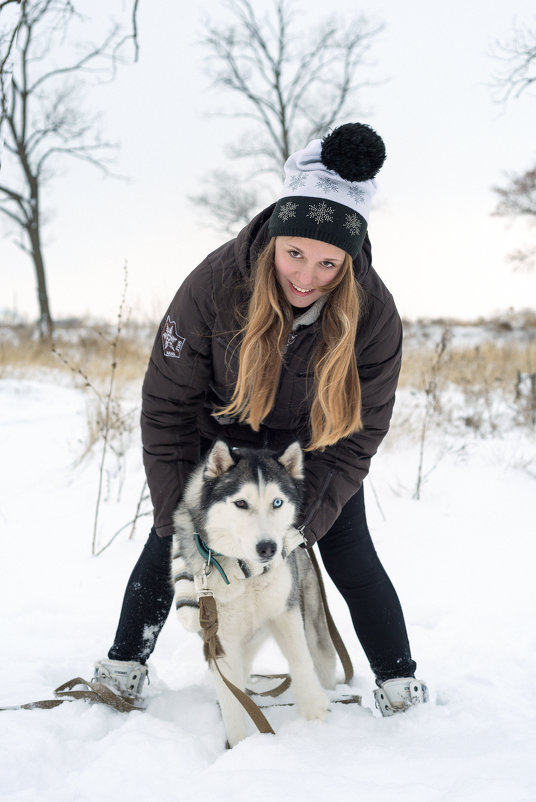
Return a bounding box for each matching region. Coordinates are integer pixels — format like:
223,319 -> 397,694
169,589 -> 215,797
204,440 -> 235,478
277,441 -> 304,480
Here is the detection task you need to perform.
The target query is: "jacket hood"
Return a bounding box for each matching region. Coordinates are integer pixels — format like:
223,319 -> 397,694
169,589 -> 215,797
233,204 -> 372,285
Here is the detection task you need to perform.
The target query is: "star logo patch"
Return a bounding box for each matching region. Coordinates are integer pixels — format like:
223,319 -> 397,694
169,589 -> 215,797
162,315 -> 185,359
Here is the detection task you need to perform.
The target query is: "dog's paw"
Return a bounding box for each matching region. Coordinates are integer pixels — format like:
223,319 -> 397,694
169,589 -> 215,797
297,687 -> 330,722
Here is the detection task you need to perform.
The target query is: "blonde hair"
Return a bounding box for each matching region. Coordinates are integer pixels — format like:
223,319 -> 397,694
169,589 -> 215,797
217,237 -> 363,451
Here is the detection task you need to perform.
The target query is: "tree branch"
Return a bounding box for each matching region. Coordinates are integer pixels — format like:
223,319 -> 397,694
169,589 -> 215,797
0,14 -> 21,79
0,180 -> 26,206
490,21 -> 536,103
35,141 -> 119,176
0,199 -> 26,227
112,0 -> 140,63
29,25 -> 120,93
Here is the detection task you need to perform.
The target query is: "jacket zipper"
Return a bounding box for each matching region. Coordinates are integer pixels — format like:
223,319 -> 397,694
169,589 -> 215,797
286,331 -> 297,349
268,330 -> 299,420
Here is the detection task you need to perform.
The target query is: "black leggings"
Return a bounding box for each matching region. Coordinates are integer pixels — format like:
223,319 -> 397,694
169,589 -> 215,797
108,485 -> 416,683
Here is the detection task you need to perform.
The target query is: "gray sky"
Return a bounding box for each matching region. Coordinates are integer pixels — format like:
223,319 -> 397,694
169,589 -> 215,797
1,0 -> 536,324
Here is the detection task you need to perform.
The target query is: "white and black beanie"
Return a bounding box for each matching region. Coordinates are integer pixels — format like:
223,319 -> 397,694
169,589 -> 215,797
268,122 -> 386,259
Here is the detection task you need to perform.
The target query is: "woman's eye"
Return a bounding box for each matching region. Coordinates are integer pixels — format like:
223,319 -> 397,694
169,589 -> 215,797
234,499 -> 248,509
289,250 -> 302,258
272,498 -> 283,509
321,261 -> 335,268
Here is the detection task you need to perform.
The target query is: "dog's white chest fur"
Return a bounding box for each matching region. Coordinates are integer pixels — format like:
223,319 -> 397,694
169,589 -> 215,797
212,560 -> 293,644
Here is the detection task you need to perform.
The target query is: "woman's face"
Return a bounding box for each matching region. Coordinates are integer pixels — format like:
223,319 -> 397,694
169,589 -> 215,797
274,236 -> 346,307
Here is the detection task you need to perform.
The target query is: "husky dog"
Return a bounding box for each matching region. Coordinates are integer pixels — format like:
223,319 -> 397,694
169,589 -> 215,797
171,440 -> 336,747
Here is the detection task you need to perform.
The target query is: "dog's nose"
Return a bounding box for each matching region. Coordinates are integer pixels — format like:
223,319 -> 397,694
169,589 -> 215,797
256,539 -> 277,561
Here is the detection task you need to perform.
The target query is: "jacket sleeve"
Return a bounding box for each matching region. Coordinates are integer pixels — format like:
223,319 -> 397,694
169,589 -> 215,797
141,259 -> 215,537
300,294 -> 402,547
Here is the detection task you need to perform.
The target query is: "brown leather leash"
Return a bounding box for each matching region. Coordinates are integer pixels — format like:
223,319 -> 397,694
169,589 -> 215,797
0,677 -> 144,713
307,547 -> 354,684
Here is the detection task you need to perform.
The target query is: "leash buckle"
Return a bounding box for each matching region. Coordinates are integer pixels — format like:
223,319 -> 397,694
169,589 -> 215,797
195,560 -> 215,601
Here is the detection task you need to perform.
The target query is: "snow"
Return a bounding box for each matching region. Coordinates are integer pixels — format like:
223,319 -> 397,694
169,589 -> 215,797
1,374 -> 536,802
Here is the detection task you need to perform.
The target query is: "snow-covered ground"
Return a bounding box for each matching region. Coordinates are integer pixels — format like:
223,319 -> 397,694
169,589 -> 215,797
1,374 -> 535,802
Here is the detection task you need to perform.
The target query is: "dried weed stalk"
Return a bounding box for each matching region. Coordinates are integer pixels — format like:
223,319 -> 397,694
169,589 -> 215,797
413,328 -> 452,500
51,265 -> 143,555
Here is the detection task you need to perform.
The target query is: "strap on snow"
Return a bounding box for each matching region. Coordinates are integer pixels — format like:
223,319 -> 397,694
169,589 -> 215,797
0,677 -> 144,713
247,674 -> 292,697
255,693 -> 362,709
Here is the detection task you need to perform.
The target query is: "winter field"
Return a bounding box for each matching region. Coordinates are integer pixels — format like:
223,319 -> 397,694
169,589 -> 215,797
1,317 -> 535,802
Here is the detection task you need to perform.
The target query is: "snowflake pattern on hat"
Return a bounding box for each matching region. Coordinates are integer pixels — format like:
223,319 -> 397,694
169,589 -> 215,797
288,173 -> 307,191
346,185 -> 366,203
269,124 -> 385,257
278,201 -> 298,221
307,201 -> 334,225
316,176 -> 339,193
344,212 -> 362,236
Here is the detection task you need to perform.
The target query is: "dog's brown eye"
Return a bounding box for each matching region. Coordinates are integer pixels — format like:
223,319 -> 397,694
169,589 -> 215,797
234,499 -> 248,509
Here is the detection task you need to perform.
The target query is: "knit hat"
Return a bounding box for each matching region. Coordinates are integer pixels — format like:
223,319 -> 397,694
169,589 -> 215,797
268,123 -> 386,258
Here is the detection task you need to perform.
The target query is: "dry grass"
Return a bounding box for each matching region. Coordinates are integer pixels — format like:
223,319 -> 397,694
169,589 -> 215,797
2,317 -> 536,433
400,339 -> 536,397
399,321 -> 536,434
0,323 -> 151,385
2,319 -> 535,395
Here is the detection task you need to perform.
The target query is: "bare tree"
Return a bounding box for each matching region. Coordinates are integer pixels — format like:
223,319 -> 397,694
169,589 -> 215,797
192,0 -> 384,234
491,20 -> 536,270
0,0 -> 140,339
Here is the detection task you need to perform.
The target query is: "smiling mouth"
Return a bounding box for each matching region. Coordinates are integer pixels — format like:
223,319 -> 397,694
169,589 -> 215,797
290,281 -> 314,294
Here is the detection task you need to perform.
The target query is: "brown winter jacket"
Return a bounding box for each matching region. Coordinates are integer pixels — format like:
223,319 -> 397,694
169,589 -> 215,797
141,205 -> 402,546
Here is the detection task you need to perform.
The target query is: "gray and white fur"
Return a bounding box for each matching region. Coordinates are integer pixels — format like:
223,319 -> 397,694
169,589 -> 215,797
171,440 -> 336,747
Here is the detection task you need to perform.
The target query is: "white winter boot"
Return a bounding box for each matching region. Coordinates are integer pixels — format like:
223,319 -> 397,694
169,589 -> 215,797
93,659 -> 148,706
373,677 -> 429,717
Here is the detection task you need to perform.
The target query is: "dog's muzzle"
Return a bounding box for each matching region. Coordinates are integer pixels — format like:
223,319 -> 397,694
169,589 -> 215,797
256,539 -> 277,562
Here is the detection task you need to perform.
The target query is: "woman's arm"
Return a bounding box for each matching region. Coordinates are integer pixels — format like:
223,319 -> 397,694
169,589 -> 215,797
141,259 -> 215,537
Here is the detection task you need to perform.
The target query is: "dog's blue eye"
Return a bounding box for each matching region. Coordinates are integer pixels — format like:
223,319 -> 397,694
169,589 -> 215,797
272,498 -> 283,508
234,499 -> 248,509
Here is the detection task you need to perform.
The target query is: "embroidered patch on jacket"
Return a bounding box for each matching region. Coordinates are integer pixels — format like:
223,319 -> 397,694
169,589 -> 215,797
162,315 -> 185,359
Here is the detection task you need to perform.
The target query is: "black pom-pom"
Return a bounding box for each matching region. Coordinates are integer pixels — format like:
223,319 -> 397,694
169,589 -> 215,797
321,123 -> 386,182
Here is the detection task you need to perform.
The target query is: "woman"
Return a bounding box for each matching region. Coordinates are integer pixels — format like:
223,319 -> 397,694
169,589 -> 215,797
94,123 -> 428,717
